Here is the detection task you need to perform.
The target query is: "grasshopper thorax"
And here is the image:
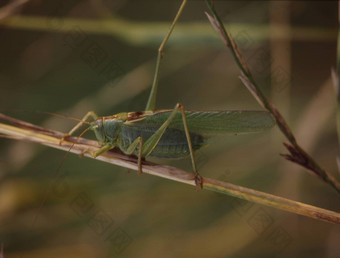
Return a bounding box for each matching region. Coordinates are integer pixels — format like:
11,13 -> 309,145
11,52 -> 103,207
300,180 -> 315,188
90,118 -> 123,144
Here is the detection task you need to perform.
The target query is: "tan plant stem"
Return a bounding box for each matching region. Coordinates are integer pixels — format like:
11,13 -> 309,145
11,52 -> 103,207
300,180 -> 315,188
205,1 -> 340,193
1,113 -> 340,224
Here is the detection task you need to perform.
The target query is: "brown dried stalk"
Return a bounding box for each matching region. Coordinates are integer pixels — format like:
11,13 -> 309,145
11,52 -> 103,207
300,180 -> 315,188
1,112 -> 340,224
205,1 -> 340,193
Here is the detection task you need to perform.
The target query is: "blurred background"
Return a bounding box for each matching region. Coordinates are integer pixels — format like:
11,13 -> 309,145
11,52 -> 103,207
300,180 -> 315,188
0,0 -> 340,257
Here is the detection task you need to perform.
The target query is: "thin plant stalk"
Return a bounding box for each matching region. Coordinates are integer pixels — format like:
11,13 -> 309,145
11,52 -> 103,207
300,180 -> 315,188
205,0 -> 340,193
1,113 -> 340,224
331,2 -> 340,151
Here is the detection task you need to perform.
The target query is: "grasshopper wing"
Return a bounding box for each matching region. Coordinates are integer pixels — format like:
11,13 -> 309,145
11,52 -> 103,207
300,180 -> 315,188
133,110 -> 276,135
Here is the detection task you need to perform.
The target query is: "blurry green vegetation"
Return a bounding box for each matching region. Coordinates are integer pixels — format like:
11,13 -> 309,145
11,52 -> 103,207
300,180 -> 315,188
1,1 -> 340,257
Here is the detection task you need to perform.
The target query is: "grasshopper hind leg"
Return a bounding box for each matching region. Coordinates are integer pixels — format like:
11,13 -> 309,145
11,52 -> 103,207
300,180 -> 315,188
124,136 -> 144,175
141,103 -> 203,189
177,104 -> 203,189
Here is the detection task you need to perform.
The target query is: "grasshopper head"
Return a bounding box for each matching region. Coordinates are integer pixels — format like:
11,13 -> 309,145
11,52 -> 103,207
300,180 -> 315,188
90,119 -> 105,143
90,118 -> 121,144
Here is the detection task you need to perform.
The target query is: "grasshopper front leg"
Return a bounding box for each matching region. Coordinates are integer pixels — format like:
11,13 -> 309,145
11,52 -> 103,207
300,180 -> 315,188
92,143 -> 115,158
67,111 -> 98,136
60,111 -> 98,145
79,143 -> 115,160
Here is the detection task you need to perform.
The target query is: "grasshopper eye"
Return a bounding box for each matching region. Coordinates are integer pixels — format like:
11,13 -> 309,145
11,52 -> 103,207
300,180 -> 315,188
90,124 -> 99,130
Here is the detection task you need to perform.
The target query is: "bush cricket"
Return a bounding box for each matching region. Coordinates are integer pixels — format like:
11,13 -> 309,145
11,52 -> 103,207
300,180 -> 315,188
60,0 -> 275,189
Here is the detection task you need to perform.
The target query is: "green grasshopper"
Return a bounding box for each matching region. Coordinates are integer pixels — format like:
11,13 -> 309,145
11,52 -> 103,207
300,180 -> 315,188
65,106 -> 275,188
62,0 -> 275,188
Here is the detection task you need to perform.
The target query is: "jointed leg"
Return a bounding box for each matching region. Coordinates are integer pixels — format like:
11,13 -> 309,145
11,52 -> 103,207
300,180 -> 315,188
178,104 -> 202,189
93,143 -> 115,158
142,103 -> 182,156
145,0 -> 187,111
124,136 -> 144,174
67,111 -> 98,136
142,103 -> 202,189
60,111 -> 98,145
79,143 -> 115,160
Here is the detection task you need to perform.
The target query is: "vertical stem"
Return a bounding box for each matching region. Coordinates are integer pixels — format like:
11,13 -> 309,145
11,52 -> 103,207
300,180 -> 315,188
205,1 -> 340,193
335,1 -> 340,144
269,1 -> 291,119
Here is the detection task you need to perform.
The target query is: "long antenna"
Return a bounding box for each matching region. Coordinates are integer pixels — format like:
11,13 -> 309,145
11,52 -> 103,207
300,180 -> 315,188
30,126 -> 91,229
37,111 -> 91,125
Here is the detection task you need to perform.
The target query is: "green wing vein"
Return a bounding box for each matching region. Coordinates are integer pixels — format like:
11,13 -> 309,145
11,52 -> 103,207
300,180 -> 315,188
131,110 -> 275,134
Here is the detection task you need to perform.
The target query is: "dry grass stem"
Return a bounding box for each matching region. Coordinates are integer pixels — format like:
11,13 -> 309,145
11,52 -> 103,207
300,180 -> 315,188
1,113 -> 340,224
205,1 -> 340,193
